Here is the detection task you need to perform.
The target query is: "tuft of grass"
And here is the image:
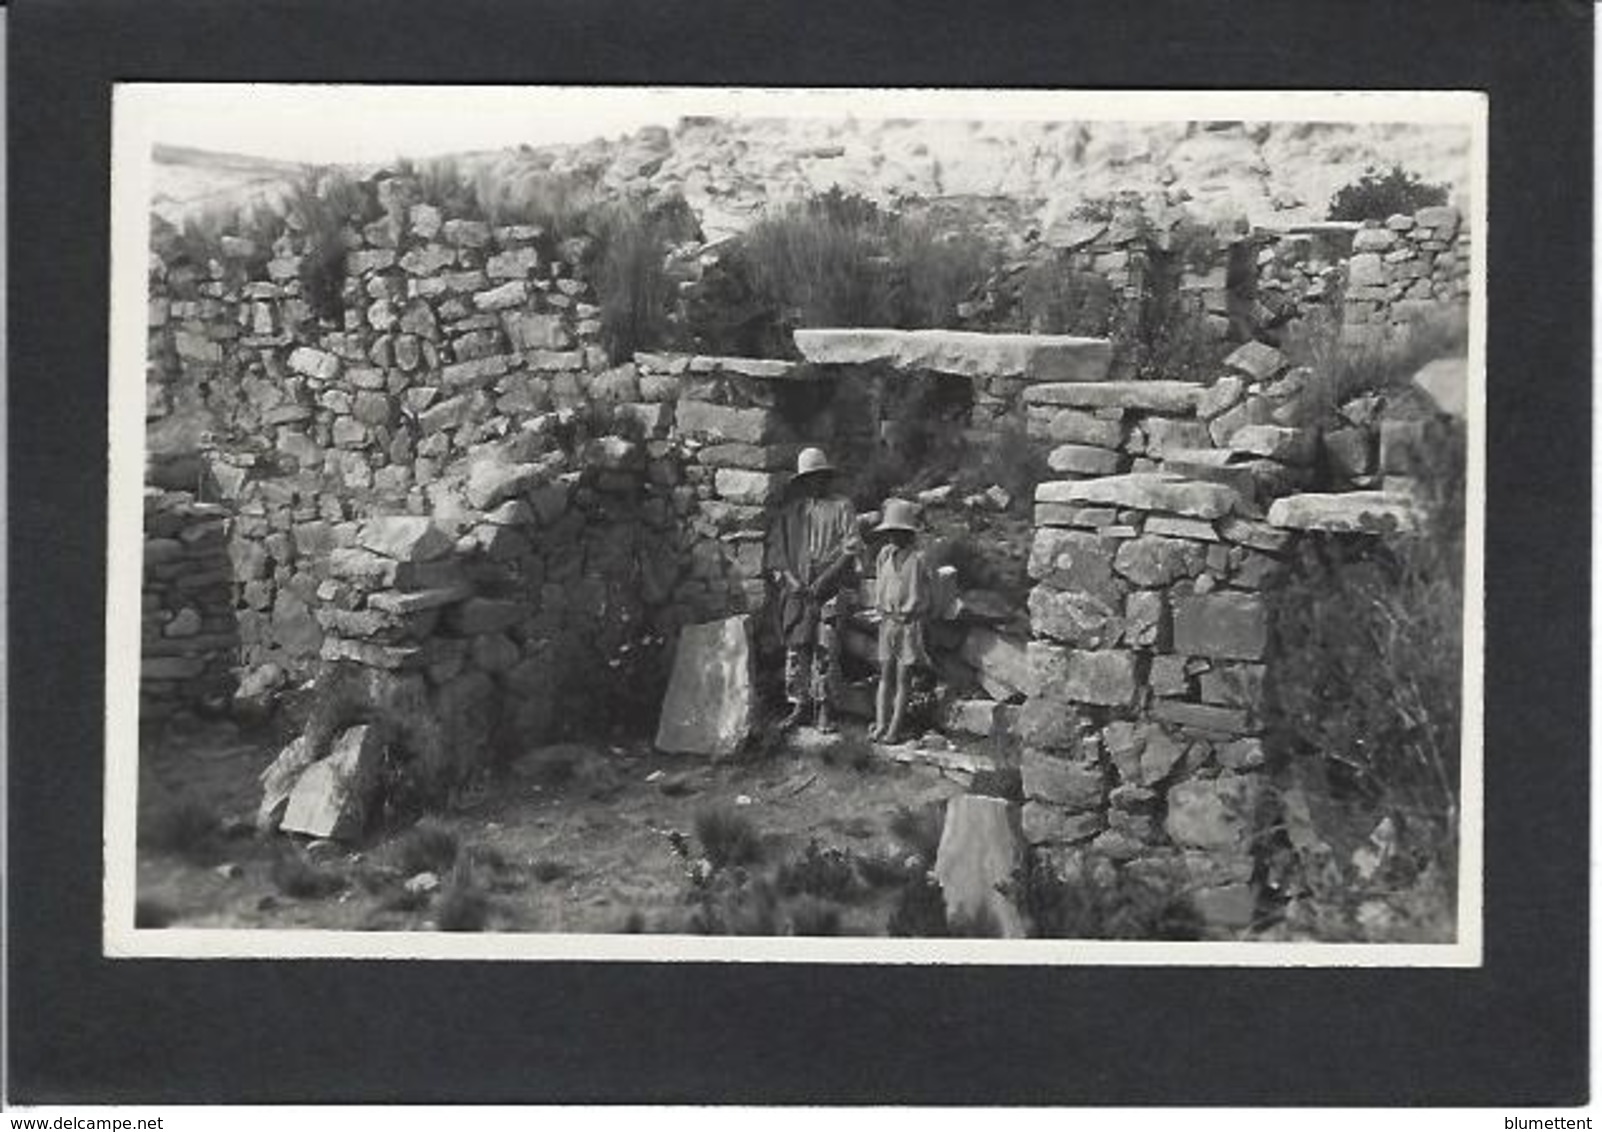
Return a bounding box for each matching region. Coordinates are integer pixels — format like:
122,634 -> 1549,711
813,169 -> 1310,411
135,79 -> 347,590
390,818 -> 460,876
775,839 -> 865,903
694,805 -> 765,870
434,860 -> 491,931
785,895 -> 844,937
134,898 -> 177,929
270,851 -> 346,900
888,801 -> 946,864
592,201 -> 677,363
887,876 -> 951,937
139,795 -> 218,861
531,858 -> 572,884
620,909 -> 648,933
1008,856 -> 1204,941
1281,303 -> 1468,415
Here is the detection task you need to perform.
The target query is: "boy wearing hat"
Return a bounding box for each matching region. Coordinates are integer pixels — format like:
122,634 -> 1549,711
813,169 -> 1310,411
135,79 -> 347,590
765,447 -> 862,732
868,497 -> 931,745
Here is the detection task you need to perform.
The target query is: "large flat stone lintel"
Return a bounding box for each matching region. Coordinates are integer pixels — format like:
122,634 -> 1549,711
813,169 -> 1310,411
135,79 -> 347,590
794,328 -> 1112,383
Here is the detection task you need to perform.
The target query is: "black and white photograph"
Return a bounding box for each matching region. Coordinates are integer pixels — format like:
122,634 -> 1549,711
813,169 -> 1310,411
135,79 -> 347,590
104,85 -> 1485,963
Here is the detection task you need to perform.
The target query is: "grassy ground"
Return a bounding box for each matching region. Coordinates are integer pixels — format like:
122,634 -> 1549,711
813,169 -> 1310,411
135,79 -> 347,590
134,717 -> 965,936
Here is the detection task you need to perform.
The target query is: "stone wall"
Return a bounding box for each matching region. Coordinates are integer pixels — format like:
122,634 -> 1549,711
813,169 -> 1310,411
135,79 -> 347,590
1017,203 -> 1470,356
1341,205 -> 1472,343
1012,333 -> 1449,937
142,489 -> 238,725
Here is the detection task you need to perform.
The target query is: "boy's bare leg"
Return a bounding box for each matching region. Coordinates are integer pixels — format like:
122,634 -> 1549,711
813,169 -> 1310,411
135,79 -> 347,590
870,657 -> 895,741
885,664 -> 913,744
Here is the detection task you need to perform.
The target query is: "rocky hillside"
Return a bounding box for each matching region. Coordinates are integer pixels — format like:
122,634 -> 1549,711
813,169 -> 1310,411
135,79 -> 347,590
153,117 -> 1471,245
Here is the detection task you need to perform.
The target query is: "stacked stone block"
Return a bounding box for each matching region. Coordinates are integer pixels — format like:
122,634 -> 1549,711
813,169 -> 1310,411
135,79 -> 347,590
142,490 -> 239,723
1020,471 -> 1291,935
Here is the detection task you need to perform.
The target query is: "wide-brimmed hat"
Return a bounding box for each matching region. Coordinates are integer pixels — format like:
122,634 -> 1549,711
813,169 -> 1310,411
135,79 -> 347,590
792,446 -> 835,480
874,498 -> 919,534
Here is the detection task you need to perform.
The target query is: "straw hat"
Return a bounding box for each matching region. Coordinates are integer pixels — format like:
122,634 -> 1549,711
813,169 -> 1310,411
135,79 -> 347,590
792,446 -> 835,480
874,498 -> 919,534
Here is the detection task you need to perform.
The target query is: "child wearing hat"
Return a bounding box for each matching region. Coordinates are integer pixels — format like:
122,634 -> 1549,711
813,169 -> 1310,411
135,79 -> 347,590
765,447 -> 862,733
868,497 -> 931,745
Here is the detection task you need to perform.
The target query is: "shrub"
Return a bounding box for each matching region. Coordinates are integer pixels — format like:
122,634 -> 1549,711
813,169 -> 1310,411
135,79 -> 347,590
775,839 -> 866,903
390,818 -> 460,876
1327,164 -> 1451,222
785,895 -> 844,937
531,858 -> 572,884
398,155 -> 480,218
134,898 -> 177,929
1009,856 -> 1204,940
139,795 -> 217,860
693,805 -> 765,870
435,860 -> 491,931
887,801 -> 946,864
592,201 -> 675,363
1281,303 -> 1468,413
283,169 -> 372,323
1018,258 -> 1119,336
1265,439 -> 1464,902
472,165 -> 600,240
730,188 -> 998,351
956,417 -> 1051,506
886,876 -> 950,937
270,851 -> 346,899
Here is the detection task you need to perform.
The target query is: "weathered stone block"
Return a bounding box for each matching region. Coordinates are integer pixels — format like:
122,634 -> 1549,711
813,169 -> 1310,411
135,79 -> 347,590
1265,491 -> 1419,534
1228,424 -> 1316,465
1021,748 -> 1105,810
1021,802 -> 1104,846
676,400 -> 778,444
1023,381 -> 1204,414
960,628 -> 1035,701
935,795 -> 1029,937
281,725 -> 385,840
1037,474 -> 1240,520
1172,591 -> 1267,660
1164,772 -> 1263,854
1028,408 -> 1125,449
359,517 -> 452,563
795,327 -> 1112,383
1047,443 -> 1122,476
1029,642 -> 1139,708
1113,535 -> 1206,587
713,469 -> 784,506
1027,527 -> 1121,606
655,615 -> 754,758
1151,698 -> 1251,735
1028,586 -> 1121,648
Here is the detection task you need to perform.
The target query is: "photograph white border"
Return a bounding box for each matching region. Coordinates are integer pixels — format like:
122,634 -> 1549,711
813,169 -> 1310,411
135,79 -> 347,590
104,84 -> 1487,966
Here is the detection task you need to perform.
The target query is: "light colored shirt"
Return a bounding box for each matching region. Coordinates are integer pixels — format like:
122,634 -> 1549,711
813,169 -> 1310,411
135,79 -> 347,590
874,543 -> 929,617
767,496 -> 862,585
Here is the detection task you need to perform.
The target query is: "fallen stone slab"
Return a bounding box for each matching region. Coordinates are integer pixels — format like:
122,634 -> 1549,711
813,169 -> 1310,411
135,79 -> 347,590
655,615 -> 755,758
258,735 -> 317,832
1266,491 -> 1421,534
871,741 -> 999,779
1037,473 -> 1243,520
1022,381 -> 1205,414
688,355 -> 804,380
280,724 -> 386,840
1222,340 -> 1289,383
959,627 -> 1035,701
933,795 -> 1029,938
1227,424 -> 1317,465
794,327 -> 1112,383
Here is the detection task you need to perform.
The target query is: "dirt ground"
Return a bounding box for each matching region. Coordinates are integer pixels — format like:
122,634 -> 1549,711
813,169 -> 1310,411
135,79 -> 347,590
134,715 -> 972,937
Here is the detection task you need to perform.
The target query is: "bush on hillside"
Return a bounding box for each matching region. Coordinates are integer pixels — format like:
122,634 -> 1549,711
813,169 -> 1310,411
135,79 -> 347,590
1281,302 -> 1468,414
1327,164 -> 1451,222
